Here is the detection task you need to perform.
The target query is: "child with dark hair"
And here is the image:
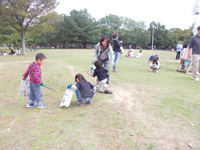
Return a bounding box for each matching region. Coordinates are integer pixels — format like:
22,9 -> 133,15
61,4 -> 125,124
22,53 -> 47,108
67,74 -> 96,106
150,57 -> 160,73
180,43 -> 189,70
148,55 -> 158,63
87,60 -> 113,94
136,50 -> 143,58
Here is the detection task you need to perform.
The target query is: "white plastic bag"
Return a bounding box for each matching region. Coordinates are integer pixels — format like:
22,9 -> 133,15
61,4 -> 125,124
19,79 -> 30,97
59,88 -> 75,107
90,61 -> 96,74
120,46 -> 123,56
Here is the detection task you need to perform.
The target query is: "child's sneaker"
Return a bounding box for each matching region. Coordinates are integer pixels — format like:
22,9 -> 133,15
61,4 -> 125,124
104,89 -> 113,94
151,69 -> 154,72
104,84 -> 109,88
37,104 -> 47,108
96,84 -> 99,88
85,101 -> 92,104
76,101 -> 84,106
156,70 -> 158,73
26,103 -> 35,108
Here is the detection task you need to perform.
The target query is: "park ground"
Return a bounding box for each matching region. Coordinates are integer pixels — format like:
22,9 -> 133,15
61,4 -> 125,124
0,48 -> 200,150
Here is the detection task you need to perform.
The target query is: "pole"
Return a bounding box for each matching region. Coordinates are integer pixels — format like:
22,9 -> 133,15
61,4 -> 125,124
151,26 -> 154,50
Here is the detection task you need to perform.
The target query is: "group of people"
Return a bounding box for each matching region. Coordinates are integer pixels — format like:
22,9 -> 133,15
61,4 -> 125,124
30,45 -> 40,51
126,49 -> 143,58
0,49 -> 16,56
175,26 -> 200,82
0,51 -> 7,56
22,32 -> 123,108
22,26 -> 200,108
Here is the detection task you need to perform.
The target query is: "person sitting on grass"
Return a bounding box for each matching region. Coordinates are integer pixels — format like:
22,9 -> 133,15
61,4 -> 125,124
87,60 -> 113,94
67,74 -> 96,106
9,49 -> 15,55
136,50 -> 143,58
150,57 -> 160,73
3,51 -> 7,56
22,53 -> 47,108
126,49 -> 134,58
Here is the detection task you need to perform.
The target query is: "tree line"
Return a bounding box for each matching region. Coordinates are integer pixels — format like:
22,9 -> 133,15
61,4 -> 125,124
0,0 -> 193,54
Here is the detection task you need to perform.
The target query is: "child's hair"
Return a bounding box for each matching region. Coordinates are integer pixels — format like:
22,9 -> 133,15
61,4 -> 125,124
153,58 -> 158,62
112,32 -> 119,38
36,53 -> 46,60
183,43 -> 188,48
139,50 -> 142,52
94,60 -> 102,68
75,74 -> 87,83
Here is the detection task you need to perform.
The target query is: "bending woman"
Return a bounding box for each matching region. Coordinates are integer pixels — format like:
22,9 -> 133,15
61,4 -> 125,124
93,35 -> 114,87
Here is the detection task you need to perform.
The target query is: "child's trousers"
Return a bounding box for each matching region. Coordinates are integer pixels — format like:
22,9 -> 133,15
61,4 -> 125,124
76,90 -> 93,102
28,82 -> 43,107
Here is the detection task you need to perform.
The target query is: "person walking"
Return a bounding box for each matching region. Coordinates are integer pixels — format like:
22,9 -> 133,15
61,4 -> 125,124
176,41 -> 183,60
188,26 -> 200,81
112,32 -> 122,72
93,35 -> 114,87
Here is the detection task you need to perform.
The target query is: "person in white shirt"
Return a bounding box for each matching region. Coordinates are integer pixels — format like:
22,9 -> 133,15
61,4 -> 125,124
136,50 -> 143,58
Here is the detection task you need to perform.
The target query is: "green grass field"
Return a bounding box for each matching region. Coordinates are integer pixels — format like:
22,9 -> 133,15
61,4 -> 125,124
0,49 -> 200,150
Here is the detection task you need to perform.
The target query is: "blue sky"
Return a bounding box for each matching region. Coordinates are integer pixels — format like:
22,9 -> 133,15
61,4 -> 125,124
55,0 -> 198,30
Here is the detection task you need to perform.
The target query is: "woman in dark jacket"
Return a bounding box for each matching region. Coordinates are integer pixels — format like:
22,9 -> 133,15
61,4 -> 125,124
112,32 -> 122,72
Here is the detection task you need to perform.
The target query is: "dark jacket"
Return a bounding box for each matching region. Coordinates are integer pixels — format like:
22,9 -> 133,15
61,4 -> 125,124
112,38 -> 122,52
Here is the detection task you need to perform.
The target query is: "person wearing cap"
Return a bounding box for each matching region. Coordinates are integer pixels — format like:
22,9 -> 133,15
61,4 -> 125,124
176,41 -> 183,60
188,26 -> 200,81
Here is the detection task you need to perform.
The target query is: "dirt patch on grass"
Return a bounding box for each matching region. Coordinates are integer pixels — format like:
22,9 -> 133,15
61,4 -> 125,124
108,83 -> 200,150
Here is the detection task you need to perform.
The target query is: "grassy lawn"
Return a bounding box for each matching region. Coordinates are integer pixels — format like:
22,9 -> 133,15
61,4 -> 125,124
0,49 -> 200,150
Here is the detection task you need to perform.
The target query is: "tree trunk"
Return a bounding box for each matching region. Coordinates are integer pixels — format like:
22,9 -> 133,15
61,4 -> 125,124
21,30 -> 26,54
8,43 -> 12,50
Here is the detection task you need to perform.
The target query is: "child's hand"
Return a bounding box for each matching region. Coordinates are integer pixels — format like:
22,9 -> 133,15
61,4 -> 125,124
22,75 -> 25,80
106,74 -> 109,78
67,84 -> 72,89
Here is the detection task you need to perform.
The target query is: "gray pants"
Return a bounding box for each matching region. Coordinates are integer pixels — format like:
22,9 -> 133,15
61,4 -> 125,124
97,78 -> 107,92
192,54 -> 200,79
28,82 -> 43,106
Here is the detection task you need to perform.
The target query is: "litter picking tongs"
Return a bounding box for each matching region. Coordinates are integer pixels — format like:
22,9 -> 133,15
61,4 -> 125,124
43,84 -> 55,92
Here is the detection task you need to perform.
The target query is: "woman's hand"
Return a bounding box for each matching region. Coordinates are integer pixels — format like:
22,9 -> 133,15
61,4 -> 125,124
93,58 -> 96,61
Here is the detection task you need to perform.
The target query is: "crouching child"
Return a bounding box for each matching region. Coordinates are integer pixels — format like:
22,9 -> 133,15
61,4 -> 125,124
87,60 -> 113,94
150,57 -> 160,73
67,74 -> 96,106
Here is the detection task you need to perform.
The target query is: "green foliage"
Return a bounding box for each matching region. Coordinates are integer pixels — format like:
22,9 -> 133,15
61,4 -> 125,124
0,0 -> 58,53
62,9 -> 100,47
0,7 -> 194,50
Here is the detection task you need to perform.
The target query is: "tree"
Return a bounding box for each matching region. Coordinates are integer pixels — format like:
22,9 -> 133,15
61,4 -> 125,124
63,9 -> 100,48
0,0 -> 58,54
99,14 -> 123,40
0,19 -> 21,49
28,12 -> 61,46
